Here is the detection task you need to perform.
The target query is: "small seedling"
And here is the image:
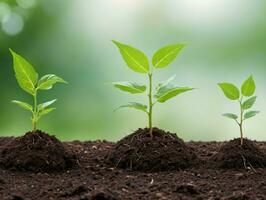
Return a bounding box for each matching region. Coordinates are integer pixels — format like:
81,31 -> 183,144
218,76 -> 259,146
10,49 -> 67,131
112,40 -> 194,137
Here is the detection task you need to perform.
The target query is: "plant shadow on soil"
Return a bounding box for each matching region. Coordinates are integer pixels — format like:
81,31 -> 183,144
0,130 -> 77,172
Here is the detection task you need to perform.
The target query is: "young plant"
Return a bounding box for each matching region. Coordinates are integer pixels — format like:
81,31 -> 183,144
218,76 -> 259,146
10,49 -> 67,131
112,40 -> 194,137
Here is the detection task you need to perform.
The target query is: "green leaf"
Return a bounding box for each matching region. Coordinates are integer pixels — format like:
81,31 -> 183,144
156,75 -> 176,91
112,40 -> 149,73
222,113 -> 238,120
115,102 -> 147,113
112,82 -> 146,94
39,107 -> 56,117
10,49 -> 38,95
242,96 -> 257,110
241,76 -> 256,97
12,100 -> 33,112
218,83 -> 240,100
244,111 -> 259,120
38,99 -> 57,110
152,44 -> 185,68
154,84 -> 194,103
37,74 -> 67,90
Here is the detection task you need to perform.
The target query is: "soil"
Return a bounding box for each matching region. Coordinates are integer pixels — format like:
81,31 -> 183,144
210,138 -> 266,169
0,130 -> 76,172
0,133 -> 266,199
106,128 -> 199,172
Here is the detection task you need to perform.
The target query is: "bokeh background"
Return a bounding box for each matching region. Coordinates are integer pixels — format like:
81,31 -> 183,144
0,0 -> 265,141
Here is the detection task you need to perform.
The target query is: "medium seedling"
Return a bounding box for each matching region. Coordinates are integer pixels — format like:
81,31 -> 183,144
112,40 -> 194,137
218,76 -> 259,146
10,49 -> 67,131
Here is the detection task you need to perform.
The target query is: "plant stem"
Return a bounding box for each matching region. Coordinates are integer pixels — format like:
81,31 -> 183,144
148,73 -> 153,137
32,91 -> 38,132
239,97 -> 244,146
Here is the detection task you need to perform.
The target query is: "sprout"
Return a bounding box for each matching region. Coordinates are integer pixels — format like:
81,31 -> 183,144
112,40 -> 194,137
10,49 -> 67,131
218,76 -> 259,146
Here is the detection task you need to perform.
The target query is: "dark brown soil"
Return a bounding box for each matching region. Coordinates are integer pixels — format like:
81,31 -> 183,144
0,135 -> 266,199
106,128 -> 199,172
0,130 -> 76,172
210,138 -> 266,169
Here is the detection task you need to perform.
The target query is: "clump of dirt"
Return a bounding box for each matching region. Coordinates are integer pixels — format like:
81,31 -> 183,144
107,127 -> 199,172
211,138 -> 266,169
0,130 -> 76,172
90,191 -> 118,200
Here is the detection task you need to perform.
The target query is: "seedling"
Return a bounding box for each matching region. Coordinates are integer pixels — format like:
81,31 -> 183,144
218,76 -> 259,146
112,40 -> 194,137
10,49 -> 67,131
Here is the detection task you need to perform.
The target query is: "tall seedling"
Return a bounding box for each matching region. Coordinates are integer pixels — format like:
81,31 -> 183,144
112,41 -> 194,137
10,49 -> 67,131
218,76 -> 259,146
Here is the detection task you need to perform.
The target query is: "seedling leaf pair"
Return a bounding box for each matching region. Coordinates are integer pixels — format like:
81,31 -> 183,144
11,49 -> 38,95
244,111 -> 260,120
218,83 -> 240,100
242,96 -> 257,110
38,74 -> 67,90
112,41 -> 193,134
10,49 -> 67,131
112,40 -> 149,73
115,102 -> 148,113
222,113 -> 238,120
154,81 -> 193,103
112,82 -> 146,94
241,76 -> 256,96
218,76 -> 259,145
152,44 -> 185,68
12,100 -> 33,112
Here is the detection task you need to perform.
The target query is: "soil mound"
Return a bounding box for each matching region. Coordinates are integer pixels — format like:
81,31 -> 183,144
0,130 -> 76,172
211,138 -> 266,169
107,127 -> 199,172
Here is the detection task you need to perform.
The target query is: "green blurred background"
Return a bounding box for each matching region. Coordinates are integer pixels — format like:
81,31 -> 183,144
0,0 -> 265,141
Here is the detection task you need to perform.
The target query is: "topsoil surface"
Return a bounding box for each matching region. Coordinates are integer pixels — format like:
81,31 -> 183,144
107,128 -> 199,172
210,138 -> 266,169
0,130 -> 266,199
0,130 -> 76,172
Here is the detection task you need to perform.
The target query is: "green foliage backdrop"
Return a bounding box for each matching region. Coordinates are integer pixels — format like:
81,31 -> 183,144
0,0 -> 265,141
